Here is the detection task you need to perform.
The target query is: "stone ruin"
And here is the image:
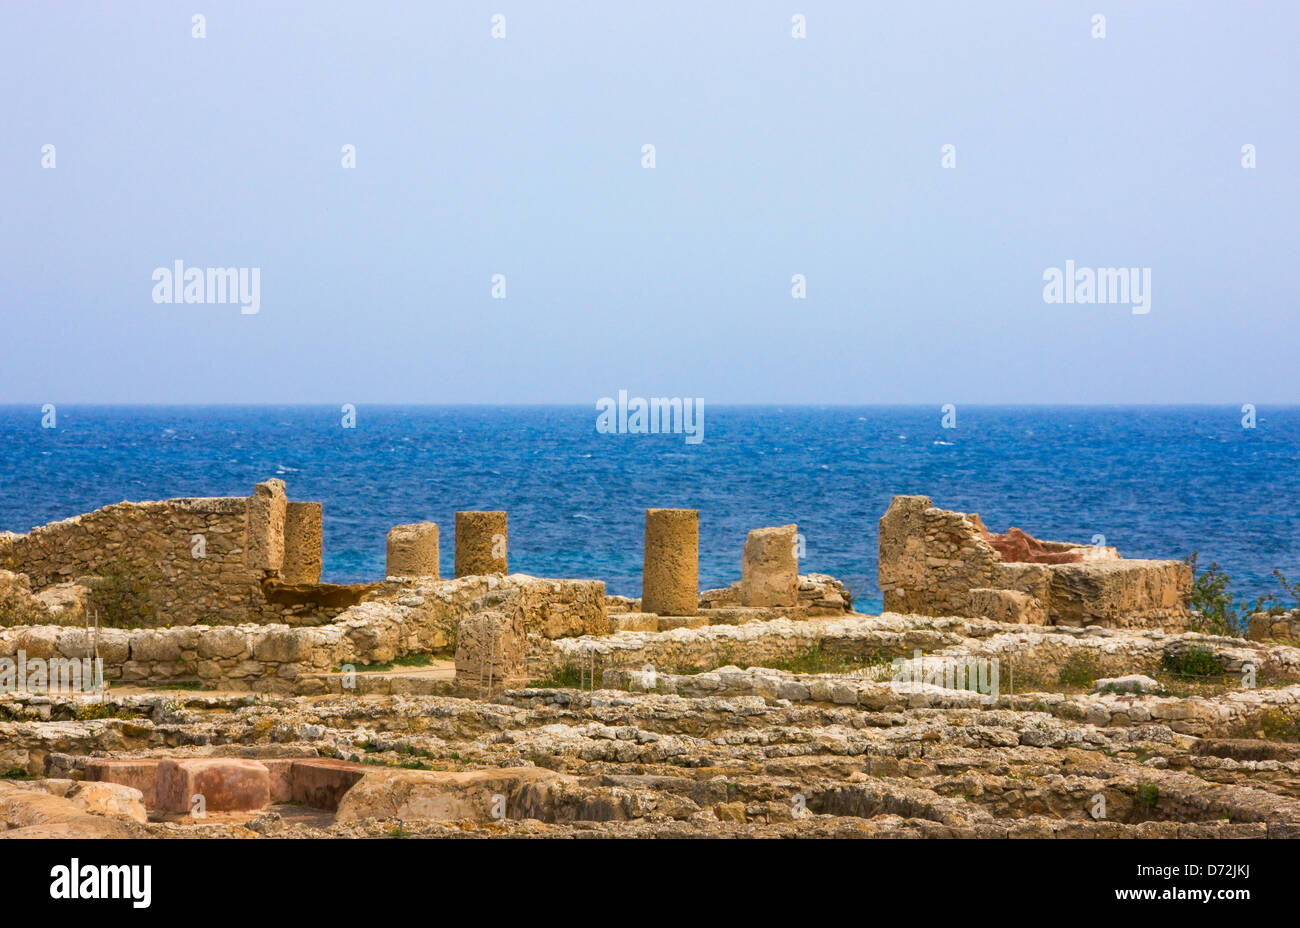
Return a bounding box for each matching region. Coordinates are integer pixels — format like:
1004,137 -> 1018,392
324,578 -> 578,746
878,495 -> 1192,628
0,486 -> 1207,701
5,484 -> 1300,841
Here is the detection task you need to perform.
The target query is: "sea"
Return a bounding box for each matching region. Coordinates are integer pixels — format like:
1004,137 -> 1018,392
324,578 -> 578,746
2,405 -> 1297,613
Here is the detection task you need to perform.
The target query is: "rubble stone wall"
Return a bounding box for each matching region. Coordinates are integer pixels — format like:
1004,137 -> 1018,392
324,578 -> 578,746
0,496 -> 263,627
878,495 -> 1191,629
0,574 -> 607,692
1248,610 -> 1300,643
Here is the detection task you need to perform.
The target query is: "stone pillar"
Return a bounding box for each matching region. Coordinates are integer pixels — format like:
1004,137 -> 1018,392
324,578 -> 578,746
878,495 -> 932,613
455,511 -> 508,577
741,524 -> 798,606
281,502 -> 323,584
454,607 -> 527,697
642,509 -> 698,616
245,479 -> 287,573
386,522 -> 439,579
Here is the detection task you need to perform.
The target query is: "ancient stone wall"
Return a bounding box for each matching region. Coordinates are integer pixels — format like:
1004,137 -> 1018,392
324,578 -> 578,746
0,574 -> 607,693
1248,609 -> 1300,643
0,480 -> 357,628
878,495 -> 1191,629
454,608 -> 527,697
0,496 -> 263,627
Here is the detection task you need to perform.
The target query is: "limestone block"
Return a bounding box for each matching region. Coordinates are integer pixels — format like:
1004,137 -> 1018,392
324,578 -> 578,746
155,758 -> 270,814
741,524 -> 798,607
966,588 -> 1047,625
386,522 -> 440,578
66,782 -> 147,823
454,608 -> 527,697
281,501 -> 323,584
245,479 -> 287,573
334,767 -> 564,824
642,509 -> 698,616
252,627 -> 314,663
0,570 -> 47,626
455,511 -> 508,577
85,758 -> 160,809
290,758 -> 366,810
1046,559 -> 1192,627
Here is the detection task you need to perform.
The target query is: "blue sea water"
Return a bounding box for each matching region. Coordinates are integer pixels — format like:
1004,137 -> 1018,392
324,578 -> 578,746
1,405 -> 1297,613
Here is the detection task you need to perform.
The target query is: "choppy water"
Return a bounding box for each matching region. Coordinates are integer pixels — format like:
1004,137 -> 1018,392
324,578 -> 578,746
2,405 -> 1297,612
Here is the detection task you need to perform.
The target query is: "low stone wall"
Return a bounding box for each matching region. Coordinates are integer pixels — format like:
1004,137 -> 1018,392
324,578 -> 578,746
698,574 -> 853,618
531,612 -> 1300,688
1248,610 -> 1300,643
878,495 -> 1191,629
0,574 -> 606,693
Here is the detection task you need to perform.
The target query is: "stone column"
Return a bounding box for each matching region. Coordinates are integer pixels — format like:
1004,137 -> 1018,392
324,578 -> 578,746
281,502 -> 323,584
245,479 -> 287,573
642,509 -> 698,616
386,522 -> 439,579
455,511 -> 508,577
741,524 -> 798,606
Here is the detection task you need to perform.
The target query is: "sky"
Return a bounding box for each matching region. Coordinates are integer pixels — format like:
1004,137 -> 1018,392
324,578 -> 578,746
1,0 -> 1297,405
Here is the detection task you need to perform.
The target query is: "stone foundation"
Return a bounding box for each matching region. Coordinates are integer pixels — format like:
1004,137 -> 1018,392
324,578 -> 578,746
0,574 -> 607,693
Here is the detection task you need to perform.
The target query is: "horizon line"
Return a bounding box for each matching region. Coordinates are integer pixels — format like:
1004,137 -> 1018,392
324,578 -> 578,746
0,401 -> 1296,410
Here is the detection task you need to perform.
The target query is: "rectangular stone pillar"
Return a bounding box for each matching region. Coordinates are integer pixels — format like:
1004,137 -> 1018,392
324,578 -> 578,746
642,509 -> 698,616
741,524 -> 798,606
455,511 -> 508,577
454,608 -> 527,697
281,501 -> 323,584
386,522 -> 439,578
245,479 -> 287,573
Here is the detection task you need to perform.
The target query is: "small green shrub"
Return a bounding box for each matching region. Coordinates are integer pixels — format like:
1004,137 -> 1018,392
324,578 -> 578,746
1136,783 -> 1159,814
1271,570 -> 1300,613
1057,654 -> 1102,688
86,562 -> 154,628
753,643 -> 894,675
1160,645 -> 1225,678
527,664 -> 588,689
1185,552 -> 1269,636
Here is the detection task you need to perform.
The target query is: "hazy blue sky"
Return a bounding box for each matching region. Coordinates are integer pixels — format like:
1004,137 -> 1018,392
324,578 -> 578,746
2,1 -> 1296,404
